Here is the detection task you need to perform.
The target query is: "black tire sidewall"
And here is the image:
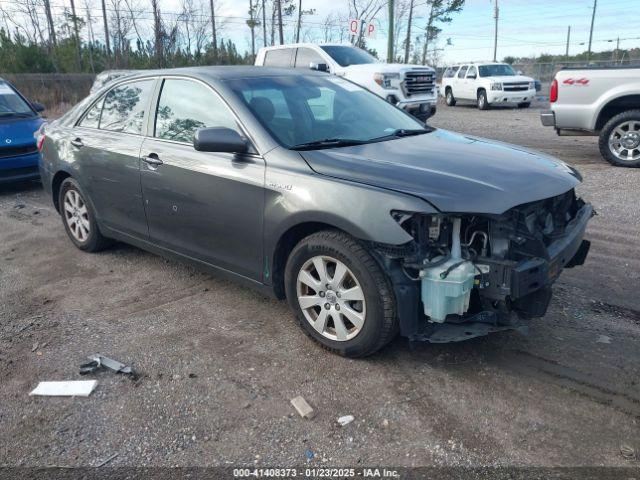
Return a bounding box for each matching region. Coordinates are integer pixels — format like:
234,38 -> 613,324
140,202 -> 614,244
599,110 -> 640,168
59,178 -> 103,251
284,232 -> 394,357
446,90 -> 455,106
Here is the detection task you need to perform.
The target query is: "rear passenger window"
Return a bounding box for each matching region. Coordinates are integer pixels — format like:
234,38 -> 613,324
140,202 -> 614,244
457,66 -> 468,78
79,97 -> 104,128
294,48 -> 324,69
263,49 -> 293,67
99,79 -> 154,134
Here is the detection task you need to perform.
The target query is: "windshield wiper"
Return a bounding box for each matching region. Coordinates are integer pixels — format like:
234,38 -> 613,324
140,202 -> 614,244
289,138 -> 368,151
369,128 -> 431,142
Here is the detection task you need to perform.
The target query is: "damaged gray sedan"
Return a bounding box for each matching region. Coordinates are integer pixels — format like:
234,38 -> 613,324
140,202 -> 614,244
38,67 -> 592,357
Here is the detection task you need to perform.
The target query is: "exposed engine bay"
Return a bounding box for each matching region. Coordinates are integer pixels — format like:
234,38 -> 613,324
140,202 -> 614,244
374,189 -> 593,342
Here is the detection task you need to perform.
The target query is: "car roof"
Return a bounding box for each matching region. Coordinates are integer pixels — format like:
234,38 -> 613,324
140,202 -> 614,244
118,65 -> 327,82
259,42 -> 351,50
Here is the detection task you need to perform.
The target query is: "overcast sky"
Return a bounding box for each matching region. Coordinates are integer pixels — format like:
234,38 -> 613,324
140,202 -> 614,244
6,0 -> 638,65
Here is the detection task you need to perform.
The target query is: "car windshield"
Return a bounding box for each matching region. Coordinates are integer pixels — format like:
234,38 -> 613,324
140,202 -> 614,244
0,81 -> 34,117
320,46 -> 378,67
227,75 -> 428,150
478,64 -> 516,77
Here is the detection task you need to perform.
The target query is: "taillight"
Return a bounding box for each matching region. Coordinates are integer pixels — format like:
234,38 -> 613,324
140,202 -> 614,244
37,134 -> 46,151
550,78 -> 558,103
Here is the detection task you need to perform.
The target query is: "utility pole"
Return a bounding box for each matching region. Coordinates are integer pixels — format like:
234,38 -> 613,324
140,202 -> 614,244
403,0 -> 414,63
262,0 -> 267,47
492,0 -> 499,62
86,4 -> 95,73
387,0 -> 394,63
565,26 -> 571,60
295,0 -> 302,43
101,0 -> 111,58
587,0 -> 597,63
210,0 -> 218,61
613,36 -> 620,63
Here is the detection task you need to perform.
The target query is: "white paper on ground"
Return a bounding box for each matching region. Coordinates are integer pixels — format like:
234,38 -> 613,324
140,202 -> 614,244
29,380 -> 97,397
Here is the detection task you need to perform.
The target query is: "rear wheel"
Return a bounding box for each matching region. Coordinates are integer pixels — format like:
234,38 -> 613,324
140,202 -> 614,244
284,230 -> 397,358
477,89 -> 489,110
599,110 -> 640,167
59,178 -> 112,252
445,88 -> 456,106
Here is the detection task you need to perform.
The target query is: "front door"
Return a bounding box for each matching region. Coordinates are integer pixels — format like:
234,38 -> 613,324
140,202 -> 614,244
140,78 -> 265,281
71,79 -> 155,238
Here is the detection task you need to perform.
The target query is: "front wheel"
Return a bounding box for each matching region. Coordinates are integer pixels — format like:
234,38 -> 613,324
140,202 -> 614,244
284,230 -> 398,358
599,110 -> 640,167
477,90 -> 489,110
445,89 -> 456,106
59,177 -> 112,252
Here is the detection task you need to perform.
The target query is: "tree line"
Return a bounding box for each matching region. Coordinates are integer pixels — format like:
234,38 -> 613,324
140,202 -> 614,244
0,0 -> 466,74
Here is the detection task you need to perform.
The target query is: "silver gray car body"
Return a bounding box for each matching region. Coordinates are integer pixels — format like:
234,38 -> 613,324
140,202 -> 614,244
39,66 -> 591,342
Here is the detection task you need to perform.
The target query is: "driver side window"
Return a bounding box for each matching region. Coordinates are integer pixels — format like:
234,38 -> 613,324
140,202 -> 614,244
466,66 -> 477,79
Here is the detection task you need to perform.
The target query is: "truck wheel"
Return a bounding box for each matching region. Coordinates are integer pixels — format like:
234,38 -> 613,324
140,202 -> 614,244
59,177 -> 112,252
284,230 -> 398,358
477,89 -> 489,110
599,110 -> 640,167
445,88 -> 456,106
517,102 -> 531,108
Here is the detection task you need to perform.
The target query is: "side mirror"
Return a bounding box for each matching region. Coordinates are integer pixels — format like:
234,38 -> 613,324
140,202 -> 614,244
310,62 -> 329,73
194,127 -> 248,154
32,101 -> 45,112
517,70 -> 523,75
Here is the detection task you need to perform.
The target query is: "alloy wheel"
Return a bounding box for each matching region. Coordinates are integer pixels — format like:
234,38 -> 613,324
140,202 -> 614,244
608,120 -> 640,162
63,189 -> 91,242
296,255 -> 366,342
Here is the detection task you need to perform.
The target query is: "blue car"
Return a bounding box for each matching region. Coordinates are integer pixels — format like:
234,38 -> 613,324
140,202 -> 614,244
0,78 -> 45,183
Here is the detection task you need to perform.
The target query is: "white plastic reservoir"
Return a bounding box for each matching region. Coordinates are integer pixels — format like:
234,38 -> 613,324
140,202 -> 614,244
420,218 -> 475,323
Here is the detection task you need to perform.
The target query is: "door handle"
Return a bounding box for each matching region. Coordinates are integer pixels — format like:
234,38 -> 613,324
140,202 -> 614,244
70,138 -> 83,148
142,154 -> 163,167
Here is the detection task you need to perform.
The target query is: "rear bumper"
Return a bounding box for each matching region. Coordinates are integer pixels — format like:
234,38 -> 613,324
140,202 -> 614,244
540,110 -> 556,127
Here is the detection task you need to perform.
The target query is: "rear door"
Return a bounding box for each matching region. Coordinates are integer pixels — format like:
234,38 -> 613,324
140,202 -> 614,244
139,77 -> 265,280
464,66 -> 478,99
71,78 -> 155,238
454,65 -> 469,99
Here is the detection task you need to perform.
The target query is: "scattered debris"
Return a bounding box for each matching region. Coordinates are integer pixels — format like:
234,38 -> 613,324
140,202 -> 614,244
305,449 -> 314,460
96,453 -> 119,467
337,415 -> 355,426
30,380 -> 97,397
596,335 -> 612,344
80,354 -> 138,379
188,373 -> 197,379
381,419 -> 390,429
290,396 -> 315,419
31,342 -> 39,352
620,445 -> 636,460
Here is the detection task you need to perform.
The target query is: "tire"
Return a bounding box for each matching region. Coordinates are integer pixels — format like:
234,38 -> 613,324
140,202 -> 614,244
59,177 -> 112,252
598,109 -> 640,167
477,89 -> 489,110
445,88 -> 456,106
284,230 -> 398,358
517,102 -> 531,108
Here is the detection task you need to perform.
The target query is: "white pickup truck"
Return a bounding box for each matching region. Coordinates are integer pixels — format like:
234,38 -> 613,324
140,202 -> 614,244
441,62 -> 537,110
254,43 -> 438,121
541,67 -> 640,167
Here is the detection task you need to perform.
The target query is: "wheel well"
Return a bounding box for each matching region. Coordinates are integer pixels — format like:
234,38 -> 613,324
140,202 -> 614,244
271,222 -> 339,299
596,95 -> 640,131
477,87 -> 486,96
51,171 -> 71,213
445,86 -> 452,94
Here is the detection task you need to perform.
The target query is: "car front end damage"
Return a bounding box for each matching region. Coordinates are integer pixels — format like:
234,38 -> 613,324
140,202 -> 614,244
371,189 -> 592,342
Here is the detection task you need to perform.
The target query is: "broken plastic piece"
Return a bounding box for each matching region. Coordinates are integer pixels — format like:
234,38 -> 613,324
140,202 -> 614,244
30,380 -> 97,397
337,415 -> 355,426
290,395 -> 315,419
80,354 -> 137,379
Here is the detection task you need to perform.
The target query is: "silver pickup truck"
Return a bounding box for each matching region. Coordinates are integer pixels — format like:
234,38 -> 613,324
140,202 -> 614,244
541,66 -> 640,167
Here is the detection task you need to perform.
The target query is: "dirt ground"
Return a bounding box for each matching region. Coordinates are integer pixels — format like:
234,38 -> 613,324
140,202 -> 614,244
1,99 -> 639,469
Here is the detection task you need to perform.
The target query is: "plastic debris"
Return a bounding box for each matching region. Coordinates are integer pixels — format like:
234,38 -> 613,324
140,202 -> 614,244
305,449 -> 314,460
30,380 -> 97,397
80,354 -> 138,379
620,445 -> 636,460
337,415 -> 355,426
290,396 -> 315,419
596,335 -> 612,344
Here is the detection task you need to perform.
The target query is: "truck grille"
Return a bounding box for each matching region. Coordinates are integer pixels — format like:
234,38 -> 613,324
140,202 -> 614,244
0,144 -> 38,159
402,70 -> 435,97
503,82 -> 530,92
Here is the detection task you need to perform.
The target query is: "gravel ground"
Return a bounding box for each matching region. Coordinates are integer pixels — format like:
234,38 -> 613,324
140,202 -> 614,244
1,100 -> 639,469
